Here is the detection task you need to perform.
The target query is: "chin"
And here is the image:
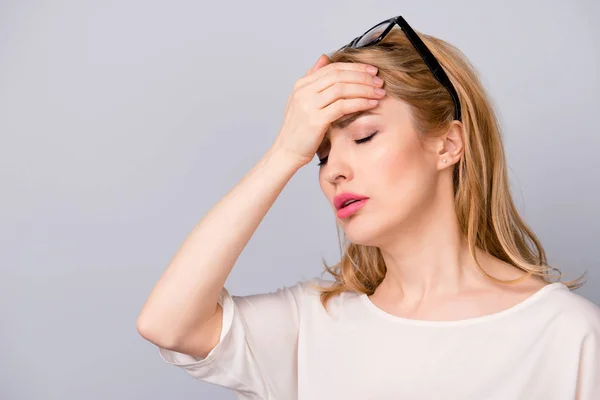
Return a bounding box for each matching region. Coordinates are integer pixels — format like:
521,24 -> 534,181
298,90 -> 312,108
341,208 -> 414,248
339,214 -> 387,247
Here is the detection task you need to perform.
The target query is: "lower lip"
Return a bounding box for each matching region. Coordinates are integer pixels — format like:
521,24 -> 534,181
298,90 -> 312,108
337,199 -> 369,219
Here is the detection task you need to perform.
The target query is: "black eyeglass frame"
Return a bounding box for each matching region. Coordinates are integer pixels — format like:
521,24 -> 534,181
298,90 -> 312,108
338,16 -> 462,122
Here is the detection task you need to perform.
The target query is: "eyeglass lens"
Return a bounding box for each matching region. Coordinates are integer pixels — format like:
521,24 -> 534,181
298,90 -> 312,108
354,21 -> 393,48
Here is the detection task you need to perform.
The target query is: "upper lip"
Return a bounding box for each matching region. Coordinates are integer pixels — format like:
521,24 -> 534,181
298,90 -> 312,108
334,192 -> 369,210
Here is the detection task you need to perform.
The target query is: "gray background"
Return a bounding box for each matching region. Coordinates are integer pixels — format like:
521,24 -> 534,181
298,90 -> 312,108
1,0 -> 598,399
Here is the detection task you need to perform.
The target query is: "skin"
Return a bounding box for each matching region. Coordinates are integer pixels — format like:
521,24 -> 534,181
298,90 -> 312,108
317,93 -> 548,322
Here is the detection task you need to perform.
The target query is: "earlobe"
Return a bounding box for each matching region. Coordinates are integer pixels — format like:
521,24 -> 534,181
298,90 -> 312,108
437,121 -> 463,167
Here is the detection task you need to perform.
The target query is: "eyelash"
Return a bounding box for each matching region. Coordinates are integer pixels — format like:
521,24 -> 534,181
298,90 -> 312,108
317,131 -> 379,167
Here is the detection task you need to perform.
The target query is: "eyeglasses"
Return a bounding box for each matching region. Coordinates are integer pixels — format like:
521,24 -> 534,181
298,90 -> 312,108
338,16 -> 462,121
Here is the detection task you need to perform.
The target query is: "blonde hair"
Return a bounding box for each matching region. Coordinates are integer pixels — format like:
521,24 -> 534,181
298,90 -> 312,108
311,28 -> 587,310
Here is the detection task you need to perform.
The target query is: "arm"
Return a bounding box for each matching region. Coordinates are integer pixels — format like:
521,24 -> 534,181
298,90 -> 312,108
136,57 -> 382,359
136,147 -> 302,353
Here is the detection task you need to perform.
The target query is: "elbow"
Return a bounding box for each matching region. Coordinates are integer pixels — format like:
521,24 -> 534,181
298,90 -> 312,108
136,314 -> 178,349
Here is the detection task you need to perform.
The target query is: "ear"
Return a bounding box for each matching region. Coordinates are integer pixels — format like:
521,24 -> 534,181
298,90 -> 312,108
438,121 -> 464,169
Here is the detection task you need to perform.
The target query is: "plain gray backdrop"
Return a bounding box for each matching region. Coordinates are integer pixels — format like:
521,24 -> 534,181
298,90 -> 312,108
1,0 -> 599,399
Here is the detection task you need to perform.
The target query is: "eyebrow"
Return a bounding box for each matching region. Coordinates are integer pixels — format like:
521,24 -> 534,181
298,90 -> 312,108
332,110 -> 377,130
322,110 -> 379,143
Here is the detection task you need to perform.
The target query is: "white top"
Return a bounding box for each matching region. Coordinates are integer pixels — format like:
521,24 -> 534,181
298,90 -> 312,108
158,278 -> 600,399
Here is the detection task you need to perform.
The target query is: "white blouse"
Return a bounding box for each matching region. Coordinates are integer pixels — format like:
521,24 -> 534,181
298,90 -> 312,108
158,278 -> 600,399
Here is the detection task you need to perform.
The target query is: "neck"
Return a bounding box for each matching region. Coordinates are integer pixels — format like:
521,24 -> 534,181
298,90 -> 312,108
375,181 -> 490,303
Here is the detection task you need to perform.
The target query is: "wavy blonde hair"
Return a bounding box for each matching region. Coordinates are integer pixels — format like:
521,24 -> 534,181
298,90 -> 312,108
311,28 -> 587,310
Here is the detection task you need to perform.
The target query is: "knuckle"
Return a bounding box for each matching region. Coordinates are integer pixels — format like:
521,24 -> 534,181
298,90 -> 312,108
290,90 -> 299,102
315,115 -> 328,129
332,100 -> 343,114
332,69 -> 342,81
300,99 -> 312,114
348,100 -> 360,111
293,93 -> 306,108
333,83 -> 344,98
296,86 -> 309,99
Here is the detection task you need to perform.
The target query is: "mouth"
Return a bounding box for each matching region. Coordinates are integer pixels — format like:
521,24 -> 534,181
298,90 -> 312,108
337,198 -> 369,219
334,193 -> 369,211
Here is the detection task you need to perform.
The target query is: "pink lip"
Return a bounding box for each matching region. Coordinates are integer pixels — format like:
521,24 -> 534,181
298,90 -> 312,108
337,198 -> 368,219
334,192 -> 369,210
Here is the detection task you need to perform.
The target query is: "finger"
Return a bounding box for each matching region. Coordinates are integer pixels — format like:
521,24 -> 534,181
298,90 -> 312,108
314,54 -> 331,71
298,62 -> 378,88
305,61 -> 376,85
317,82 -> 386,109
305,54 -> 330,76
312,69 -> 383,94
322,98 -> 380,123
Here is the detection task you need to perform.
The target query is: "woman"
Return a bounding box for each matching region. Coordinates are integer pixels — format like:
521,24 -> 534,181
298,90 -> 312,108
137,16 -> 600,399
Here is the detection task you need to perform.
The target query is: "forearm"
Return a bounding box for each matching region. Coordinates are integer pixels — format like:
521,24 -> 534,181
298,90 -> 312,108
136,148 -> 303,344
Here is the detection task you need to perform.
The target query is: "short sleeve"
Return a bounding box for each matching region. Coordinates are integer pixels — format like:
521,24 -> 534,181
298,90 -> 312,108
157,280 -> 308,399
575,298 -> 600,399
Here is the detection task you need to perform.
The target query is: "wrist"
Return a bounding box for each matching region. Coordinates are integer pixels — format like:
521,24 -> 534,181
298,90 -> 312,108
265,146 -> 311,172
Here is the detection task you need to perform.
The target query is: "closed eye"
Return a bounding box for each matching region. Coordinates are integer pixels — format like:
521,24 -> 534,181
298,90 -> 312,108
355,130 -> 378,144
317,131 -> 379,167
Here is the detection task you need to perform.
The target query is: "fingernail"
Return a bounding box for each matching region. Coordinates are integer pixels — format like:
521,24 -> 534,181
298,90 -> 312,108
367,66 -> 378,74
373,76 -> 383,85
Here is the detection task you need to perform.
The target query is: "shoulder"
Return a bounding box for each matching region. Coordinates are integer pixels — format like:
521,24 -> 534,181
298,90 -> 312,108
300,277 -> 337,293
228,277 -> 343,310
281,277 -> 358,311
545,284 -> 600,335
285,277 -> 340,305
246,277 -> 339,308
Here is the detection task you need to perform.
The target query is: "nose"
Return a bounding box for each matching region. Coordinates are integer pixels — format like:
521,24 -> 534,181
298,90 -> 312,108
324,148 -> 353,185
327,170 -> 346,184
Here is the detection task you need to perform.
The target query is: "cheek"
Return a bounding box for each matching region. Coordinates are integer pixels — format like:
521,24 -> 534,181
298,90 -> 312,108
371,141 -> 424,185
370,140 -> 434,206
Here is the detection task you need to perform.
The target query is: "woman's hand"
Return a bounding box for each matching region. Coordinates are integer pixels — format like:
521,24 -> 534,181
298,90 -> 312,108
270,54 -> 385,167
